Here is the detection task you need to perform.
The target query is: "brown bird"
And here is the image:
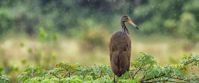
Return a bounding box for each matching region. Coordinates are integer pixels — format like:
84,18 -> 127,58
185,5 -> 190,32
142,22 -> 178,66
109,16 -> 138,82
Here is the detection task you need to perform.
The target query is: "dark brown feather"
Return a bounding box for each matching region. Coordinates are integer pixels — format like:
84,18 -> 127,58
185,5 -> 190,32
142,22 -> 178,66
109,31 -> 131,77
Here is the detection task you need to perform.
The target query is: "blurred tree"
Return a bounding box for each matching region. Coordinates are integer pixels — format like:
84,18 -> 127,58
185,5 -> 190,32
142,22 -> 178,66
0,10 -> 13,37
177,12 -> 199,51
0,0 -> 198,40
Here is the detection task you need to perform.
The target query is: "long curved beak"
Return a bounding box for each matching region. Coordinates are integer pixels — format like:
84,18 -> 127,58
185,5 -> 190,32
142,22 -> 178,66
128,20 -> 139,30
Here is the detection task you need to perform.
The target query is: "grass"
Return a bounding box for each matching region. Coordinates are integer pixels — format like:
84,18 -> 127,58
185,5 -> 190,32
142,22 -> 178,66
0,35 -> 198,66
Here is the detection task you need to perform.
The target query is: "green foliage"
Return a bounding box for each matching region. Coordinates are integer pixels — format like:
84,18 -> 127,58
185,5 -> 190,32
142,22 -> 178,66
181,54 -> 199,66
17,66 -> 45,82
133,53 -> 156,68
27,47 -> 57,68
0,67 -> 10,83
0,74 -> 9,83
0,10 -> 13,37
177,12 -> 198,41
133,0 -> 199,42
0,0 -> 198,41
17,53 -> 199,83
38,27 -> 59,42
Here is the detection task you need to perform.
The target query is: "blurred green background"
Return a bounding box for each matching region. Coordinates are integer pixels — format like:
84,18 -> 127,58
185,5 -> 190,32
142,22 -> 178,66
0,0 -> 199,82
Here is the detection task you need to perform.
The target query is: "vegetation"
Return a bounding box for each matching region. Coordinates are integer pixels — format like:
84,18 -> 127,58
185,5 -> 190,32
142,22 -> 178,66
0,0 -> 199,38
1,53 -> 198,83
0,0 -> 199,83
17,53 -> 199,83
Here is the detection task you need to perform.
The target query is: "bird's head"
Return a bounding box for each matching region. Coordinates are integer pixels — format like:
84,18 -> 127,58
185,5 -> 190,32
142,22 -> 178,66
121,15 -> 139,30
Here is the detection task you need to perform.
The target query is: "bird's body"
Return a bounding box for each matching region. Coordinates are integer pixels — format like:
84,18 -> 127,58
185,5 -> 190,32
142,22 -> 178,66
109,16 -> 138,79
110,31 -> 131,76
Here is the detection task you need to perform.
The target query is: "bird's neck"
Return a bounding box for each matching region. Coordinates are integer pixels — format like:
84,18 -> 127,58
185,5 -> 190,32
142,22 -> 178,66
121,21 -> 129,34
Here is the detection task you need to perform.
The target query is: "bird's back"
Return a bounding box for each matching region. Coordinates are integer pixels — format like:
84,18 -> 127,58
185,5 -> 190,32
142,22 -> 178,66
109,31 -> 131,77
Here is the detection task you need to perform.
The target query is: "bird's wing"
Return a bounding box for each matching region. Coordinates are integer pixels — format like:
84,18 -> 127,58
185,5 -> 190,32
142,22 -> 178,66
109,35 -> 120,66
109,37 -> 115,62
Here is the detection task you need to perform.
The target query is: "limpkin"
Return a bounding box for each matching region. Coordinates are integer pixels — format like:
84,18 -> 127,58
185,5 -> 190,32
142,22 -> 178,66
109,15 -> 138,82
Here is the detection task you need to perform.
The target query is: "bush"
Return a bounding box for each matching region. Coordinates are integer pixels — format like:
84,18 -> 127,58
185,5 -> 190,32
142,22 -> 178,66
17,53 -> 199,83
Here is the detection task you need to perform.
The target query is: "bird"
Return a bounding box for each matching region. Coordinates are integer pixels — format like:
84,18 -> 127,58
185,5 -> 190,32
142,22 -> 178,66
109,15 -> 138,82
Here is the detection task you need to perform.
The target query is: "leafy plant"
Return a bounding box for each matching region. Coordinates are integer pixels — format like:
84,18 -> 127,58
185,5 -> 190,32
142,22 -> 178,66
17,53 -> 199,83
0,74 -> 9,83
0,68 -> 10,83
